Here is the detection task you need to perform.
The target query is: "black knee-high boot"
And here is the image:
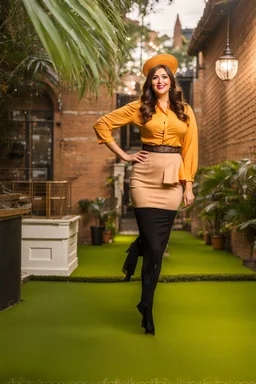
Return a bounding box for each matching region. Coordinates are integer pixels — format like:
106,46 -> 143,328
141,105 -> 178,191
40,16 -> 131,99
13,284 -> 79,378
122,236 -> 143,281
134,207 -> 177,335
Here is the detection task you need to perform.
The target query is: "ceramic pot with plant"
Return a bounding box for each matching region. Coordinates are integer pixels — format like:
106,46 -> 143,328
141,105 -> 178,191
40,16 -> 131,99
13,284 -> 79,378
103,215 -> 117,243
198,163 -> 238,251
211,235 -> 225,250
223,159 -> 256,267
203,231 -> 211,245
78,197 -> 117,245
103,230 -> 112,244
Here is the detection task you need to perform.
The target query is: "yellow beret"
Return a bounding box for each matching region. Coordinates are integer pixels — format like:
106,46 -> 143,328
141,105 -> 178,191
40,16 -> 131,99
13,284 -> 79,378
142,54 -> 178,77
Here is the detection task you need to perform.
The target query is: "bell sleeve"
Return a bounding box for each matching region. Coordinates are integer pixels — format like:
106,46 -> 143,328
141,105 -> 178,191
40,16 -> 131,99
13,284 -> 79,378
93,100 -> 140,144
181,105 -> 198,182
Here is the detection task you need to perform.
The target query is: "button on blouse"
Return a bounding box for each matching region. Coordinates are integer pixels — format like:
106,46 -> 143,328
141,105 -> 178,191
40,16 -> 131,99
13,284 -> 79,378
93,100 -> 198,182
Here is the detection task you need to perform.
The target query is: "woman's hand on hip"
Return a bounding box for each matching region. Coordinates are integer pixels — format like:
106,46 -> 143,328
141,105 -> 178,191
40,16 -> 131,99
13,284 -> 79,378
183,188 -> 195,208
124,151 -> 148,163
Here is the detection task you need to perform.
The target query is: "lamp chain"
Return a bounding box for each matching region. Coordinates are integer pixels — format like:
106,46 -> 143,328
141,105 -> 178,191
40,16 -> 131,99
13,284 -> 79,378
227,7 -> 230,46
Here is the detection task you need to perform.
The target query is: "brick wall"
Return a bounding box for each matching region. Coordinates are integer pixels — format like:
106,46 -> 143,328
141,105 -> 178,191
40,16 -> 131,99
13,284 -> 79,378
230,228 -> 256,260
191,0 -> 256,254
53,87 -> 117,242
195,0 -> 256,166
1,81 -> 119,242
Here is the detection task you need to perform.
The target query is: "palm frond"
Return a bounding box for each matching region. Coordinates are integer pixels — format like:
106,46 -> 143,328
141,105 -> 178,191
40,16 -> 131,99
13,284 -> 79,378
194,159 -> 256,238
21,0 -> 128,96
204,202 -> 220,213
238,219 -> 256,232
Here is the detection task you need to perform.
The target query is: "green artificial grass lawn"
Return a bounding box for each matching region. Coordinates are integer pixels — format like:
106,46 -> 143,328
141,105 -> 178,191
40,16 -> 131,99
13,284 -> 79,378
72,231 -> 254,278
0,281 -> 256,381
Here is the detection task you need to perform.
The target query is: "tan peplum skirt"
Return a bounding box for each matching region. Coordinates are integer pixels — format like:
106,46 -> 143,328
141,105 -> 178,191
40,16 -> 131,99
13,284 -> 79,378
129,152 -> 183,210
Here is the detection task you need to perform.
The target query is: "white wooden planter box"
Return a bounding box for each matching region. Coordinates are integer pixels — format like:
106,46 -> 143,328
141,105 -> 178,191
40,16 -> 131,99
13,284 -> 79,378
21,215 -> 80,276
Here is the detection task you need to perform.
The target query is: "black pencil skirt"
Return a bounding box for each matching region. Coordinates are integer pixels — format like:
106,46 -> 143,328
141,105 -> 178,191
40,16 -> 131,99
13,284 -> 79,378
135,207 -> 177,298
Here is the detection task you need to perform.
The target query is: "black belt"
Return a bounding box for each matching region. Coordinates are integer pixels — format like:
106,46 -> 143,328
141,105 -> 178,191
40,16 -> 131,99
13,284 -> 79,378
142,144 -> 182,154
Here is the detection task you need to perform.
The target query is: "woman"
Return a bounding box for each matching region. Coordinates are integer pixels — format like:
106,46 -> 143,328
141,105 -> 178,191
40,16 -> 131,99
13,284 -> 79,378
93,54 -> 198,335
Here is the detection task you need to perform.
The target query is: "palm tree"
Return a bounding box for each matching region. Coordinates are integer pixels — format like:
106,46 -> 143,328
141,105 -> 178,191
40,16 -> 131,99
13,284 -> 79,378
2,0 -> 176,97
1,0 -> 129,97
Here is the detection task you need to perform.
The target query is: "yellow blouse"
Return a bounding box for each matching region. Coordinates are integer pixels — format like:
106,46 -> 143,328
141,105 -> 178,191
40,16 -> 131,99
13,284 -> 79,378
93,100 -> 198,182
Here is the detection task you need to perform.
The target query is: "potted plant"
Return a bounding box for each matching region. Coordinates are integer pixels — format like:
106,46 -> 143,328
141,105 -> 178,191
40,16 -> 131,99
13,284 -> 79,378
190,169 -> 213,242
103,214 -> 117,243
203,203 -> 225,250
103,226 -> 112,244
196,229 -> 204,240
199,210 -> 214,245
198,161 -> 239,250
78,197 -> 117,245
103,219 -> 114,244
182,217 -> 191,232
224,159 -> 256,267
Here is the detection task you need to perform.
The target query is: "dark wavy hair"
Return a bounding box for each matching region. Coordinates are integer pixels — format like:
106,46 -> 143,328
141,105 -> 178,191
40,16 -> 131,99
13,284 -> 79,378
140,64 -> 189,124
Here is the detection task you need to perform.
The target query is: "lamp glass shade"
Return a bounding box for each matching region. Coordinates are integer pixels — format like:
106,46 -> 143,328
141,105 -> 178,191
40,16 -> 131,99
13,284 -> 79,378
215,58 -> 238,80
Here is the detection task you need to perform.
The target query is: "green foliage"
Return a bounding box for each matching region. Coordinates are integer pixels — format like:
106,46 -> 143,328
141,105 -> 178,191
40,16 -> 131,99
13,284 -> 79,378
224,159 -> 256,256
0,0 -> 130,101
78,199 -> 92,214
195,159 -> 256,256
78,197 -> 117,227
182,217 -> 191,232
105,175 -> 118,188
196,229 -> 204,239
196,161 -> 239,235
199,210 -> 214,235
104,215 -> 117,238
21,0 -> 127,96
0,0 -> 176,101
0,1 -> 44,104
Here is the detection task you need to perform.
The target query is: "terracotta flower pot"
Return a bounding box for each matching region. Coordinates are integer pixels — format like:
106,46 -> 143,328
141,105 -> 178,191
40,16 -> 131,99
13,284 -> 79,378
103,230 -> 112,244
204,232 -> 211,245
211,235 -> 225,250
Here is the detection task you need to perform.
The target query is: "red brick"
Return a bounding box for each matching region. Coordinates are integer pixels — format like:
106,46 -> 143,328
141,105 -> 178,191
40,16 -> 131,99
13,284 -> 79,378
193,0 -> 256,166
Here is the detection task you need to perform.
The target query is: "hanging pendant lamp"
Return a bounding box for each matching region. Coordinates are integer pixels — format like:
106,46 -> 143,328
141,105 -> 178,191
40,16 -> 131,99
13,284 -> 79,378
215,9 -> 238,80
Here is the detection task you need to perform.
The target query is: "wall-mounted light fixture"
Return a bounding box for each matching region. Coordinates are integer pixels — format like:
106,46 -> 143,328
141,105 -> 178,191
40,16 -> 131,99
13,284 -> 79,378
215,9 -> 238,80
